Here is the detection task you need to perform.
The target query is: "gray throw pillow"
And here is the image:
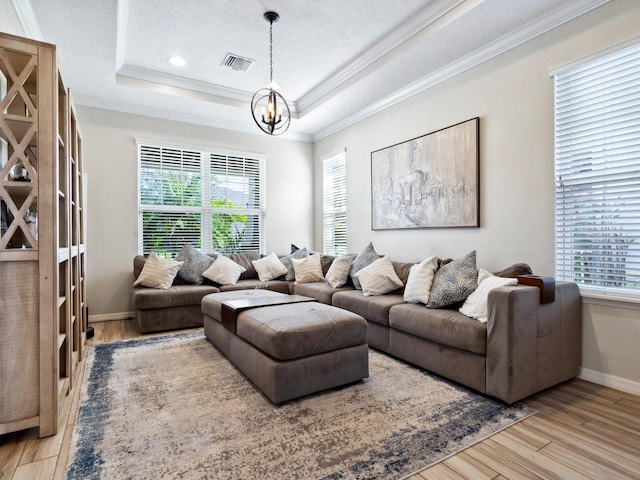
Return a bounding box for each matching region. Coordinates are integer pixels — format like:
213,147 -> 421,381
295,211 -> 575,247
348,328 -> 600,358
175,244 -> 214,285
427,250 -> 478,308
350,242 -> 381,289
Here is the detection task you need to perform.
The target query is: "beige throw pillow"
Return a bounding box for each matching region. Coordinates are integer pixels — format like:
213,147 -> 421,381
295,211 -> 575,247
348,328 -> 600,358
252,252 -> 288,282
202,255 -> 246,285
459,269 -> 518,322
403,255 -> 438,304
325,255 -> 353,288
133,252 -> 183,289
355,256 -> 404,296
292,254 -> 324,284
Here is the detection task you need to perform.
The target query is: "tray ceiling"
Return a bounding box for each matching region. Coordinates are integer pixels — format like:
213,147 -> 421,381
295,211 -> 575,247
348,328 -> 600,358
22,0 -> 610,141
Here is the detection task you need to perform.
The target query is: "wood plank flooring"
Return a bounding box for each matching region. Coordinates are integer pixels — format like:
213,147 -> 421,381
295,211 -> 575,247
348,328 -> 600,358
1,319 -> 639,479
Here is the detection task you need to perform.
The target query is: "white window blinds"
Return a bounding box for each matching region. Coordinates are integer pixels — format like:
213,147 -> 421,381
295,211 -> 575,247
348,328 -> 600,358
323,151 -> 347,255
209,154 -> 265,254
138,143 -> 265,256
554,42 -> 640,298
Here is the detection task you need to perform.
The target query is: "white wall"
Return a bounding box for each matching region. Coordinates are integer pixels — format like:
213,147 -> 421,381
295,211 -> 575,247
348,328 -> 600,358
77,107 -> 313,319
0,0 -> 25,35
313,0 -> 640,391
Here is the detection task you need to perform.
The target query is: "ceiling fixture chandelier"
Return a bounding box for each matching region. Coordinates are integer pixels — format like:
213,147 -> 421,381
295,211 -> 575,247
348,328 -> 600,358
251,11 -> 291,135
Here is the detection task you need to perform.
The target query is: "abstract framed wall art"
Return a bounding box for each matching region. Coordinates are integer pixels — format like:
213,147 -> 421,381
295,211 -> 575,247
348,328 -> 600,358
371,117 -> 479,229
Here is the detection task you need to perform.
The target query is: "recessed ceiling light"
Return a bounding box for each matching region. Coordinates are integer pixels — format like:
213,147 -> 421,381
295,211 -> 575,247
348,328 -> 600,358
168,56 -> 186,67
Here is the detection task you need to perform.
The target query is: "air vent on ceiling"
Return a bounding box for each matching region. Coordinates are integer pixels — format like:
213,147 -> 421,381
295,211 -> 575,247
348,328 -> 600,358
222,53 -> 254,72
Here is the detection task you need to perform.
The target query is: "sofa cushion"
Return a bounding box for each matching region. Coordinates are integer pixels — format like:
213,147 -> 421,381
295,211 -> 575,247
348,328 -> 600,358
427,251 -> 478,308
293,281 -> 354,305
226,251 -> 262,280
133,284 -> 219,310
391,261 -> 415,286
355,256 -> 404,296
252,252 -> 288,281
320,254 -> 338,276
236,302 -> 367,361
202,255 -> 246,285
389,303 -> 487,355
175,244 -> 214,285
133,252 -> 184,289
332,290 -> 405,326
350,242 -> 381,289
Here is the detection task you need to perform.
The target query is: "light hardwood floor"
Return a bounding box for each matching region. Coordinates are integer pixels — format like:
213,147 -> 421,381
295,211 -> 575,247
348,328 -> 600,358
2,319 -> 639,480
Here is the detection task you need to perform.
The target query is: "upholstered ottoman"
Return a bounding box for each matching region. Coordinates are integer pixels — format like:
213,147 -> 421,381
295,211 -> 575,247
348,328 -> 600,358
202,290 -> 369,404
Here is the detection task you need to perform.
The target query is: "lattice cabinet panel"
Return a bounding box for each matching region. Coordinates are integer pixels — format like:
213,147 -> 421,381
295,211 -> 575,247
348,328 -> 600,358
0,45 -> 39,250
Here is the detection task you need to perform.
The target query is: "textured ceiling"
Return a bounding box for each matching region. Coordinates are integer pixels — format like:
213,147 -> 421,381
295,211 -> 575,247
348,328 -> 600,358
24,0 -> 610,141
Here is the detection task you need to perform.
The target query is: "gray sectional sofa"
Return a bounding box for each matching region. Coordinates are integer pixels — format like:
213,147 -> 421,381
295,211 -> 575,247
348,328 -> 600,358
132,252 -> 582,404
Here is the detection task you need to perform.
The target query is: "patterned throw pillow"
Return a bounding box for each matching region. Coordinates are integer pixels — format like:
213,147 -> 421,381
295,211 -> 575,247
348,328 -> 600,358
175,244 -> 214,285
350,242 -> 381,289
252,252 -> 288,282
325,255 -> 353,288
403,255 -> 438,304
202,255 -> 246,285
460,269 -> 518,322
426,251 -> 478,308
292,254 -> 324,284
355,256 -> 404,296
133,252 -> 183,289
280,248 -> 309,281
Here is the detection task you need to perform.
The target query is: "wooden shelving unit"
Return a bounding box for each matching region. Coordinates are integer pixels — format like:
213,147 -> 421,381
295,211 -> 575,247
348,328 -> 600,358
0,32 -> 87,438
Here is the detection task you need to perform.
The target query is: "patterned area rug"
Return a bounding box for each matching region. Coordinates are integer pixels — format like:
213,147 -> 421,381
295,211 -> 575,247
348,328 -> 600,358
67,331 -> 535,480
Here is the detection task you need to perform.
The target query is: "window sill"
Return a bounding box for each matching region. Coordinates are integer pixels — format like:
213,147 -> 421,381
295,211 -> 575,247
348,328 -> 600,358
580,291 -> 640,311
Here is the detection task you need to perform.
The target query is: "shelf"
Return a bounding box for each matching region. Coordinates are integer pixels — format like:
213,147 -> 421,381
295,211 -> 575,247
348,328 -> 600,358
57,296 -> 65,308
2,181 -> 34,197
58,377 -> 69,397
57,134 -> 64,148
57,248 -> 69,263
58,333 -> 66,348
0,116 -> 37,147
0,250 -> 38,261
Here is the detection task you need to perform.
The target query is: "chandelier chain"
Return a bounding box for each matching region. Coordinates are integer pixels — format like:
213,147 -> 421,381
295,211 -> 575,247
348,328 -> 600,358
269,20 -> 273,84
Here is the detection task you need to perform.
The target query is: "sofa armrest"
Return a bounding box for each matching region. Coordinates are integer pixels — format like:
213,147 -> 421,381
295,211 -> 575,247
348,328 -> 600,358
485,281 -> 581,403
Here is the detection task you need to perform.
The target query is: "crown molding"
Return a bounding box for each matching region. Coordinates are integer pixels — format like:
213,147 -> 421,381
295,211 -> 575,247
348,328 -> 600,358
11,0 -> 43,40
312,0 -> 611,142
115,0 -> 129,70
296,0 -> 465,117
116,64 -> 257,107
73,93 -> 313,143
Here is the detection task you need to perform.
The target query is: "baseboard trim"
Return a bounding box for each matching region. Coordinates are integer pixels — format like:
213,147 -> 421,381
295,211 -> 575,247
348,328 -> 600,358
89,312 -> 135,323
579,368 -> 640,396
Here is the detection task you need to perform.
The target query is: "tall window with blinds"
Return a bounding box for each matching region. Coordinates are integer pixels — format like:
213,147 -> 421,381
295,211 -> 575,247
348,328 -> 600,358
554,42 -> 640,299
323,152 -> 347,255
138,143 -> 265,256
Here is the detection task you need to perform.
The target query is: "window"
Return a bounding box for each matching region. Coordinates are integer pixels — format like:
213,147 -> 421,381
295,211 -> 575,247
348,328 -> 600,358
554,42 -> 640,299
138,141 -> 265,257
322,151 -> 347,255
